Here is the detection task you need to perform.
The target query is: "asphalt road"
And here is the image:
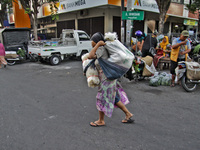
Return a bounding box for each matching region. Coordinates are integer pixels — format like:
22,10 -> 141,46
0,59 -> 200,150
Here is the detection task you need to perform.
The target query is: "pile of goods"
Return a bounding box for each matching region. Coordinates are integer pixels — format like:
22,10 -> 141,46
149,72 -> 172,86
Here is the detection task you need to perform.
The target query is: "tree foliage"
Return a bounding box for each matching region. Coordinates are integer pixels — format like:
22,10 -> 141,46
0,0 -> 12,27
155,0 -> 171,34
0,0 -> 58,40
186,0 -> 200,13
16,0 -> 59,40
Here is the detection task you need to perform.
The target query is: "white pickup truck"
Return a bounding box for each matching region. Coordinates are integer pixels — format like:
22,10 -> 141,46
28,29 -> 92,65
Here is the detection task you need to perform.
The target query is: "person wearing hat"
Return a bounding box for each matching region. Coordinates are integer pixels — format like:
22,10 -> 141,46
170,30 -> 191,87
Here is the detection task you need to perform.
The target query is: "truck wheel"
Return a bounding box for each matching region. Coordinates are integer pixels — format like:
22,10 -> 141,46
50,55 -> 61,65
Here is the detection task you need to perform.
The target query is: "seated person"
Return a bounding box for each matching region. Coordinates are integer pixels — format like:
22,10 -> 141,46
131,33 -> 146,56
158,36 -> 172,57
132,40 -> 144,56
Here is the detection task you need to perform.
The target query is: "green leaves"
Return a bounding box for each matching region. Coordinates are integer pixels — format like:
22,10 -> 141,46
25,7 -> 31,14
49,2 -> 59,20
186,0 -> 200,13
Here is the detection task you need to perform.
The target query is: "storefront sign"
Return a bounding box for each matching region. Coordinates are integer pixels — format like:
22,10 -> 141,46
184,19 -> 198,26
58,0 -> 107,14
122,11 -> 144,20
133,0 -> 159,13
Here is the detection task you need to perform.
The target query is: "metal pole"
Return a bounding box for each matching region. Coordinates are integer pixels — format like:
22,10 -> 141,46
121,0 -> 125,44
126,0 -> 133,48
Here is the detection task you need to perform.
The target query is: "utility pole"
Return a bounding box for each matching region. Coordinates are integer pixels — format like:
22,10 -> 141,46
126,0 -> 133,48
121,0 -> 125,44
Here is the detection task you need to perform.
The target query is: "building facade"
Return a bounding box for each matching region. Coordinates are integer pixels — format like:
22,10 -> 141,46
36,0 -> 199,39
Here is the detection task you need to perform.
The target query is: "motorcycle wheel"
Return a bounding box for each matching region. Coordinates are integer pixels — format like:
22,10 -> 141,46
181,75 -> 197,92
137,74 -> 145,81
7,60 -> 16,66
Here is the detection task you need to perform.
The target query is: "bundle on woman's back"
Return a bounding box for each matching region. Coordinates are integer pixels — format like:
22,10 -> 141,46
98,32 -> 135,80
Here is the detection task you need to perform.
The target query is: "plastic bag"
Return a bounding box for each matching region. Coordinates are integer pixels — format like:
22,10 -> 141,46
104,40 -> 135,70
99,39 -> 135,80
149,77 -> 160,86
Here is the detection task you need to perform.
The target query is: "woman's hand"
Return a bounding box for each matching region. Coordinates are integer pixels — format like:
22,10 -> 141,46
89,55 -> 97,59
97,41 -> 106,47
88,41 -> 105,59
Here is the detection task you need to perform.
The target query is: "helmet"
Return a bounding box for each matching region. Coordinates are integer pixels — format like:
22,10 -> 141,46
135,30 -> 143,37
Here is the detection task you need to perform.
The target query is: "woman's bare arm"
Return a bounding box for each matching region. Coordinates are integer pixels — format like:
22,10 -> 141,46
88,41 -> 105,59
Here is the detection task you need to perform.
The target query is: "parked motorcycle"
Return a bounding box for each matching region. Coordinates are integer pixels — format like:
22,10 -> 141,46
189,37 -> 200,58
125,55 -> 156,81
125,56 -> 145,81
5,48 -> 27,66
125,30 -> 156,81
176,61 -> 200,92
28,52 -> 38,62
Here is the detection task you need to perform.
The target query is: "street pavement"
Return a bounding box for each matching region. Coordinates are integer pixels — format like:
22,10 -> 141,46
0,59 -> 200,150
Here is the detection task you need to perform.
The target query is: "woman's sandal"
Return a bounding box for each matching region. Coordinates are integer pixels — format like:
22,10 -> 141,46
90,122 -> 105,127
122,117 -> 135,123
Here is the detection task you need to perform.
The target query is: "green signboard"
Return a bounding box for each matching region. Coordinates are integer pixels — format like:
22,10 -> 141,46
122,11 -> 144,20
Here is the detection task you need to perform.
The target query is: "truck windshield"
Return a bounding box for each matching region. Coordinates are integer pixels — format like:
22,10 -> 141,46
78,32 -> 90,41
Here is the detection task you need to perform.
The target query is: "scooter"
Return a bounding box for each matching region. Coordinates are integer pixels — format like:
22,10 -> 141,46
176,61 -> 200,92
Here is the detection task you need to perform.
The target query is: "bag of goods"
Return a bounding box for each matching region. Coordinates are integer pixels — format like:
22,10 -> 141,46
141,56 -> 157,77
149,72 -> 171,86
82,53 -> 100,88
99,32 -> 135,80
185,62 -> 200,80
5,51 -> 18,59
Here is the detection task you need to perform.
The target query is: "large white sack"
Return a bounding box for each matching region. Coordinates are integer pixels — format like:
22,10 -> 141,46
105,40 -> 134,69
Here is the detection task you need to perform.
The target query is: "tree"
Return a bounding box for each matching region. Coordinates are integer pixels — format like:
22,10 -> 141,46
0,0 -> 58,39
186,0 -> 200,13
17,0 -> 58,40
0,0 -> 12,28
155,0 -> 171,34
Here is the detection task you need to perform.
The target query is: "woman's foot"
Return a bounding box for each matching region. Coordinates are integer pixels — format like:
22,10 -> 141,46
90,120 -> 105,127
170,82 -> 175,87
122,113 -> 134,123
